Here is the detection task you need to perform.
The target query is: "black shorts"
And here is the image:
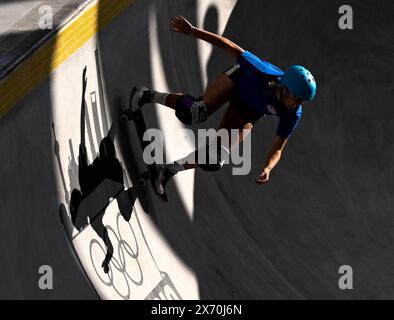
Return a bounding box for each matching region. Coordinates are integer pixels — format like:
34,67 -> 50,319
223,64 -> 263,125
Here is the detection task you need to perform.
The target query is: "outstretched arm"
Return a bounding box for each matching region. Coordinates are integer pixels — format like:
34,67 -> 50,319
170,16 -> 245,59
256,135 -> 288,184
79,67 -> 88,170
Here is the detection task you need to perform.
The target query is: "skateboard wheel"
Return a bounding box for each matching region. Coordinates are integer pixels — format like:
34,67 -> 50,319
120,113 -> 129,124
138,178 -> 146,188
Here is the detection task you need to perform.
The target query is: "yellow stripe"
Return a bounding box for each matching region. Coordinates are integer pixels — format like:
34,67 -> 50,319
1,2 -> 104,93
0,0 -> 133,111
0,0 -> 132,101
2,3 -> 110,94
0,0 -> 134,117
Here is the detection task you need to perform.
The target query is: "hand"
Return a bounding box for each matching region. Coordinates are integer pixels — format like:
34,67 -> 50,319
101,259 -> 110,274
170,16 -> 194,35
255,168 -> 271,185
82,66 -> 87,93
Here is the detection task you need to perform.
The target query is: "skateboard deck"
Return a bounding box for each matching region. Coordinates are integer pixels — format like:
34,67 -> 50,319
121,88 -> 168,203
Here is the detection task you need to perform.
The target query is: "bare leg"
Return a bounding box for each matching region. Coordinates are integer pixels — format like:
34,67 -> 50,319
166,74 -> 236,170
181,102 -> 253,170
156,99 -> 253,197
202,74 -> 235,116
218,102 -> 254,150
148,75 -> 246,197
163,74 -> 235,116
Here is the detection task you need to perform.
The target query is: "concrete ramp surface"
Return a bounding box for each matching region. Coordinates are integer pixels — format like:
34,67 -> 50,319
0,0 -> 394,299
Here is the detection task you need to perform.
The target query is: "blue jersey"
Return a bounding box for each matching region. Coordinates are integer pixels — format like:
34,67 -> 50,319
234,51 -> 302,139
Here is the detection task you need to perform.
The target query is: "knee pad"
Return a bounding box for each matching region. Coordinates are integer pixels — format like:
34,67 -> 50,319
197,143 -> 230,172
175,95 -> 208,125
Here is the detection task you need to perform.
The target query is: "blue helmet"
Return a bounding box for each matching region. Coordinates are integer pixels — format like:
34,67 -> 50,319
279,65 -> 317,101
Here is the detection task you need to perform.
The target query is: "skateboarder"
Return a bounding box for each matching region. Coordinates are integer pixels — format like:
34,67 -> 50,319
130,16 -> 316,196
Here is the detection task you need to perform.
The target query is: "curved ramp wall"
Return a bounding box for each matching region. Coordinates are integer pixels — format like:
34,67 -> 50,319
1,0 -> 394,299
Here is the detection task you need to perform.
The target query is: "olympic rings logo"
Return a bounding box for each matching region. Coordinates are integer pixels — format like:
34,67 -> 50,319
90,211 -> 145,300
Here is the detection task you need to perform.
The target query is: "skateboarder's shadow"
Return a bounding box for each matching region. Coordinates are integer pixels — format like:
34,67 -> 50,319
69,134 -> 138,273
61,67 -> 139,274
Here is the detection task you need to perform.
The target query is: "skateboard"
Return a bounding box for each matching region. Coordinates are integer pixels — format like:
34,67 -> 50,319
120,87 -> 168,204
